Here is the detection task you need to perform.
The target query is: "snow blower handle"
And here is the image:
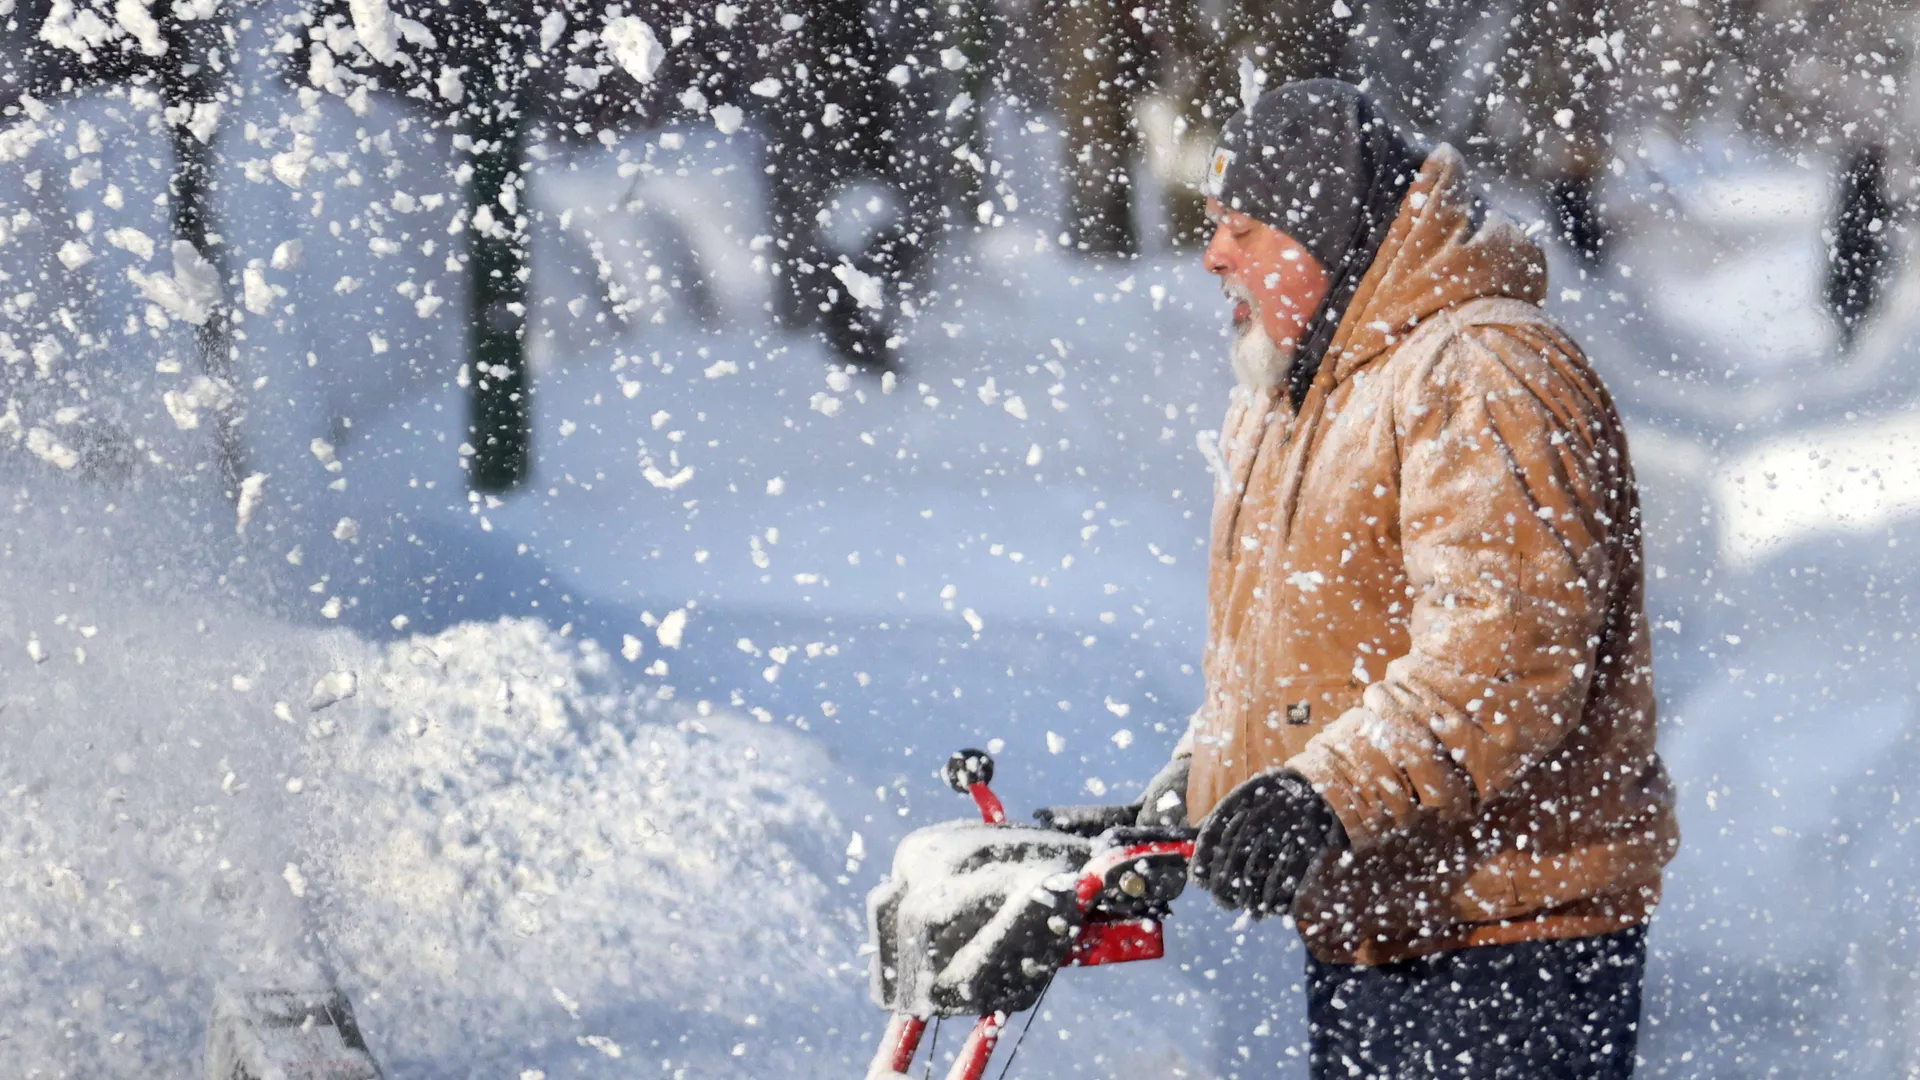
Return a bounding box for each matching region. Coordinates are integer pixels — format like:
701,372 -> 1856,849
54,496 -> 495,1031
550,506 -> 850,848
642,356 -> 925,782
866,751 -> 1197,1080
943,748 -> 1006,825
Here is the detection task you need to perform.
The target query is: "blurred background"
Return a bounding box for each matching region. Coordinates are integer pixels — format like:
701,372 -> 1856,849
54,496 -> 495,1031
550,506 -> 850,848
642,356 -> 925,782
2,0 -> 1920,1076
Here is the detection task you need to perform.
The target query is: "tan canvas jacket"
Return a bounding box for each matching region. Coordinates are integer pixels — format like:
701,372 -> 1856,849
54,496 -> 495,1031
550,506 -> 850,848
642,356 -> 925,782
1186,145 -> 1679,966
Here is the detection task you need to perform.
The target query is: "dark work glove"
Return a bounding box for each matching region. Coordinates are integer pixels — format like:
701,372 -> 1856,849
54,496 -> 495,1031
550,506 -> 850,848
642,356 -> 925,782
1190,769 -> 1342,917
1133,755 -> 1191,828
1034,756 -> 1192,835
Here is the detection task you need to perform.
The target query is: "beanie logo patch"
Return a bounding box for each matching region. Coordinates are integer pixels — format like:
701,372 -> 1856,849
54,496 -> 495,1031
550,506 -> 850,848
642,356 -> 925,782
1206,147 -> 1235,198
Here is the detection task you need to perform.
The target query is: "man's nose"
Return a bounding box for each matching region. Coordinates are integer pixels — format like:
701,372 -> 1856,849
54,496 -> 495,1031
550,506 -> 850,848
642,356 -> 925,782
1203,226 -> 1233,276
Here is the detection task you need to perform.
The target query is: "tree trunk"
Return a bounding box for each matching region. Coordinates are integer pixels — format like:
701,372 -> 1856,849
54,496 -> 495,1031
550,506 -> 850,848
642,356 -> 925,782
1825,143 -> 1894,349
164,15 -> 246,495
466,105 -> 530,492
1057,0 -> 1147,256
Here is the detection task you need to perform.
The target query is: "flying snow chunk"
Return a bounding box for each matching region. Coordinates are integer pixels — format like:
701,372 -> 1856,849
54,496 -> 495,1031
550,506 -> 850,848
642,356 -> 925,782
945,92 -> 973,120
655,608 -> 688,649
939,46 -> 968,71
711,104 -> 745,135
0,122 -> 43,169
621,634 -> 642,661
601,16 -> 664,84
25,428 -> 78,470
282,863 -> 308,898
1046,731 -> 1066,754
162,390 -> 202,430
114,0 -> 167,55
538,7 -> 565,50
308,670 -> 358,711
435,65 -> 465,103
749,77 -> 783,98
235,473 -> 268,534
57,240 -> 92,270
349,0 -> 403,63
184,101 -> 220,143
333,517 -> 360,542
641,459 -> 693,490
1554,109 -> 1575,129
242,266 -> 275,315
130,240 -> 221,325
1238,55 -> 1261,112
106,227 -> 155,260
831,262 -> 884,310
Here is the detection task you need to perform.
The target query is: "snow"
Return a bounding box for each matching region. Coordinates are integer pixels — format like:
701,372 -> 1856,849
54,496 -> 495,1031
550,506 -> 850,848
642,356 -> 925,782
306,619 -> 858,1075
1714,407 -> 1920,565
868,820 -> 1089,1015
832,261 -> 886,310
0,491 -> 864,1077
711,103 -> 745,135
4,33 -> 1920,1078
346,0 -> 431,65
600,15 -> 663,85
235,473 -> 269,534
112,0 -> 165,56
127,239 -> 221,325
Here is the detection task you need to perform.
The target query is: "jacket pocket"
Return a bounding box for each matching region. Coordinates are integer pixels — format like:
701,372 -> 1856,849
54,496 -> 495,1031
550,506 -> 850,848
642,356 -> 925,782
1450,832 -> 1668,924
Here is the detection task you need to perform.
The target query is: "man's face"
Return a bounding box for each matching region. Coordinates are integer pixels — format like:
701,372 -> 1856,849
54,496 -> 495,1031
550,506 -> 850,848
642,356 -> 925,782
1202,197 -> 1331,373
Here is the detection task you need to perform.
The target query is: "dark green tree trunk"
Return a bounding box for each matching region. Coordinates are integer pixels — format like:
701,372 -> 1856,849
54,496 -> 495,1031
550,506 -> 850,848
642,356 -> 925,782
465,103 -> 530,492
163,15 -> 246,494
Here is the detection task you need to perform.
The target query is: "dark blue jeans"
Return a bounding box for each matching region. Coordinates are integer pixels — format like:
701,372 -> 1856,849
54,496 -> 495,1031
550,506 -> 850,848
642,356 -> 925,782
1306,926 -> 1646,1080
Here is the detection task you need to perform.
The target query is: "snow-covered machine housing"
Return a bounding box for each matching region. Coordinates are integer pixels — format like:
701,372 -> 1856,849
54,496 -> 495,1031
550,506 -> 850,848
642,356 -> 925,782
867,820 -> 1092,1017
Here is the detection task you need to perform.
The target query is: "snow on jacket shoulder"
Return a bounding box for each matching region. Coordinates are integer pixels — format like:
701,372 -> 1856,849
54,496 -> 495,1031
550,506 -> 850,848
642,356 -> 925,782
1187,145 -> 1678,966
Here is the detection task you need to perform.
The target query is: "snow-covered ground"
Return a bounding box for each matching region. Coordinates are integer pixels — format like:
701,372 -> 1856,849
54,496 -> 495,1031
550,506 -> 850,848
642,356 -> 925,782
7,32 -> 1920,1077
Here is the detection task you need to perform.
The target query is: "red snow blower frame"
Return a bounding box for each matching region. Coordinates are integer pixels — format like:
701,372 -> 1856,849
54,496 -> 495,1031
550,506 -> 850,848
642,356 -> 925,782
864,749 -> 1195,1080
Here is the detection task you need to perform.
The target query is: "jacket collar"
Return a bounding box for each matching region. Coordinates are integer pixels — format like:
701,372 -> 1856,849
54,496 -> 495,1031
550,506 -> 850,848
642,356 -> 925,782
1318,145 -> 1549,388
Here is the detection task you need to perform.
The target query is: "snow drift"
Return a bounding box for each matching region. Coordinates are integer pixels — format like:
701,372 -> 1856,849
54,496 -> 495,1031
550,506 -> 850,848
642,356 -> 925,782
0,488 -> 866,1078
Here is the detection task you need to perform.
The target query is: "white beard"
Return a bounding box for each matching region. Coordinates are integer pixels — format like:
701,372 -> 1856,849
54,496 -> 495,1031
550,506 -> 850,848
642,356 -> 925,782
1230,319 -> 1293,393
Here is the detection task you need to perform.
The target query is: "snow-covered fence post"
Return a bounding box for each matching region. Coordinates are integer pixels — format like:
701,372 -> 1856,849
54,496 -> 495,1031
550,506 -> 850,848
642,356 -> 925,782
204,983 -> 383,1080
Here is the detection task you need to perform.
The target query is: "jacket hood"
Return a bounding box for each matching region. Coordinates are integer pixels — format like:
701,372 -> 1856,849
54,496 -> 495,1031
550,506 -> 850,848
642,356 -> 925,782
1321,145 -> 1548,386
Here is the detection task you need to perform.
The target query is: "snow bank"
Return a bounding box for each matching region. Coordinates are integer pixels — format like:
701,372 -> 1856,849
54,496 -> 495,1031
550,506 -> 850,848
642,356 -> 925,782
308,618 -> 864,1075
0,487 -> 864,1078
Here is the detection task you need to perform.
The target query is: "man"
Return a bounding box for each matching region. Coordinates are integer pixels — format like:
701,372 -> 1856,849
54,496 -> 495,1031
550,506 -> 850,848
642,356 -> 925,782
1101,81 -> 1678,1078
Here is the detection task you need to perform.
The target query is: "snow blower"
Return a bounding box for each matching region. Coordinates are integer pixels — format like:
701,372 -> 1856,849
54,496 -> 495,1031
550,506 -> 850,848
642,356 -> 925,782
864,749 -> 1195,1080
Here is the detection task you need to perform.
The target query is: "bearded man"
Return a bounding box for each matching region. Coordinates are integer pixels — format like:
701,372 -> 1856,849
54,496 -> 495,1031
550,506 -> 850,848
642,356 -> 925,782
1084,81 -> 1679,1079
